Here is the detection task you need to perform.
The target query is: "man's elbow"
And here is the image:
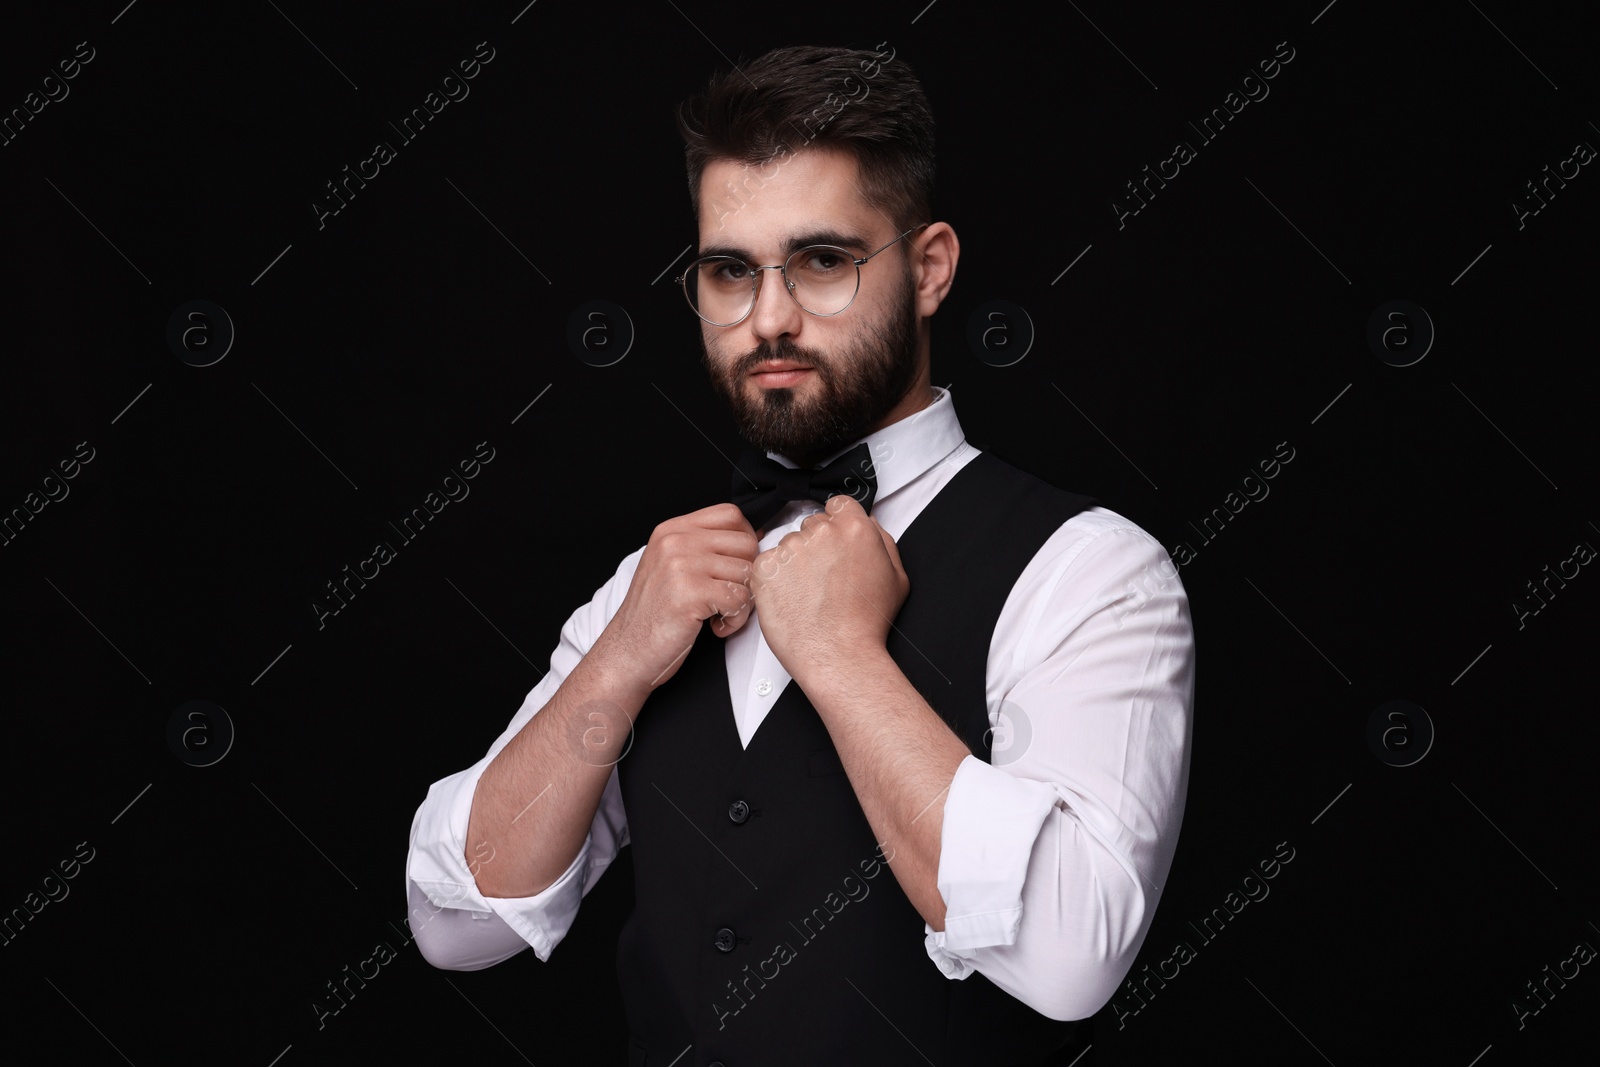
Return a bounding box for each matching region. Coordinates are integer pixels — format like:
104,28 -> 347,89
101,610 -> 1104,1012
407,880 -> 533,971
413,921 -> 486,972
1015,904 -> 1151,1021
412,912 -> 535,971
1023,953 -> 1139,1022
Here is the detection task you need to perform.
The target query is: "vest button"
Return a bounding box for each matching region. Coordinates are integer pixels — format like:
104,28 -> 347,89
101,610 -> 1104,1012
727,799 -> 750,824
714,927 -> 736,953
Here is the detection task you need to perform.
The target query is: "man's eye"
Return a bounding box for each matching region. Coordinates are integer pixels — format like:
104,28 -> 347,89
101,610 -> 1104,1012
711,261 -> 749,282
800,251 -> 847,273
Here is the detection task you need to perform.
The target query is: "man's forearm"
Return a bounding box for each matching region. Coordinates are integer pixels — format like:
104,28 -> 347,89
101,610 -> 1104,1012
466,634 -> 651,898
798,648 -> 970,931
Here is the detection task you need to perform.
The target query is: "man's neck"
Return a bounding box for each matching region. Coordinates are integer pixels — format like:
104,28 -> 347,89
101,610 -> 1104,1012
790,384 -> 937,468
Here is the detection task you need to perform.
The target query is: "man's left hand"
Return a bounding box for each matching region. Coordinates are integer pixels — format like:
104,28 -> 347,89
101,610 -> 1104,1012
746,493 -> 909,682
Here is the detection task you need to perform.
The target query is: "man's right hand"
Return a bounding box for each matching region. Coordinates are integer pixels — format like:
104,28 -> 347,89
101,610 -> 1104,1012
593,503 -> 761,692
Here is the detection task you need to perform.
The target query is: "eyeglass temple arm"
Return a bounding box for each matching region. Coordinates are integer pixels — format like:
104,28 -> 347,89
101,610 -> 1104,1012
855,222 -> 930,265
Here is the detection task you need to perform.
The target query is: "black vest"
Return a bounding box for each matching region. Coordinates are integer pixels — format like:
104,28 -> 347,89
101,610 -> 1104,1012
617,450 -> 1098,1066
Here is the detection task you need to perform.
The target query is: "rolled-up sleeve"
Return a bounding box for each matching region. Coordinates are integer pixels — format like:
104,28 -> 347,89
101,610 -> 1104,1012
405,547 -> 642,970
923,514 -> 1195,1021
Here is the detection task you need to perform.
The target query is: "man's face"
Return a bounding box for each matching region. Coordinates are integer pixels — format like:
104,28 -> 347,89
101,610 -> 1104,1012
694,147 -> 924,468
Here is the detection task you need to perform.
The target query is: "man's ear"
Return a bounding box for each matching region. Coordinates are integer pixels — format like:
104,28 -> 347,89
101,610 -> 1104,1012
910,223 -> 958,318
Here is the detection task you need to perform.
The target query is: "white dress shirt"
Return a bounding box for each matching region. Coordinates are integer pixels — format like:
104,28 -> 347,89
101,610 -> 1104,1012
406,384 -> 1195,1021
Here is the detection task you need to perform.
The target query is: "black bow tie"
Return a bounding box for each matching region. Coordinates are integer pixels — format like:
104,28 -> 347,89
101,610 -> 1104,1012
730,441 -> 879,531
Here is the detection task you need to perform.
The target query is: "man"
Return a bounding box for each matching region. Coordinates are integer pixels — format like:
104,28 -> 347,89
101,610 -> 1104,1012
406,44 -> 1194,1066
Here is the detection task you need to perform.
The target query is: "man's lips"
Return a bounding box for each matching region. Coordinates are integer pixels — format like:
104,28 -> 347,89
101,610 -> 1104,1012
749,363 -> 813,387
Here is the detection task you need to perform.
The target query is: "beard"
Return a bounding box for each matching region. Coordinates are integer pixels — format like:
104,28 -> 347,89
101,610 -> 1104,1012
701,267 -> 922,469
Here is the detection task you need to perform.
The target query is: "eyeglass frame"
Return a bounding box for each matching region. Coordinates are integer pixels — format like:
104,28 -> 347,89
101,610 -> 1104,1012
675,222 -> 930,327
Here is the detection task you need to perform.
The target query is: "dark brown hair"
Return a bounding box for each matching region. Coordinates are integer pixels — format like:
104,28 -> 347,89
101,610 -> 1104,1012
676,44 -> 935,234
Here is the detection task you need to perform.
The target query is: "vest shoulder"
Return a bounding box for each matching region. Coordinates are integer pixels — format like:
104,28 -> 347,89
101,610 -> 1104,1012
967,447 -> 1097,506
971,449 -> 1173,546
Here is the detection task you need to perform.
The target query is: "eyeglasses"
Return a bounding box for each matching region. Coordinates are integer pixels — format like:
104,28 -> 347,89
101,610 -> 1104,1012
676,223 -> 928,327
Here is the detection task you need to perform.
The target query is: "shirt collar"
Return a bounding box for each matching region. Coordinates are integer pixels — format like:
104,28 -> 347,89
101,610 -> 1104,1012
763,385 -> 965,505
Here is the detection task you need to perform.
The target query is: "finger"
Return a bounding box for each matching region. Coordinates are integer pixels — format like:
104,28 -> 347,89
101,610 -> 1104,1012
665,552 -> 749,591
709,539 -> 762,568
681,527 -> 761,561
713,607 -> 750,637
826,493 -> 861,516
712,574 -> 753,612
746,550 -> 780,589
695,501 -> 758,535
710,583 -> 754,636
796,510 -> 830,540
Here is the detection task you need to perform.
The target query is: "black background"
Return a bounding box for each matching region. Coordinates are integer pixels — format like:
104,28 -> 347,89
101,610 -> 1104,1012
2,1 -> 1596,1064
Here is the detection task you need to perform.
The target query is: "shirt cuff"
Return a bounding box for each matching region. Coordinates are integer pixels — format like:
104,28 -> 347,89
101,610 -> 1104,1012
406,764 -> 592,963
922,754 -> 1060,977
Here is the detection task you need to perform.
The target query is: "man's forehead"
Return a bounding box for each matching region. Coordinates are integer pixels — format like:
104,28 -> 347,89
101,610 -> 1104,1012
696,147 -> 879,245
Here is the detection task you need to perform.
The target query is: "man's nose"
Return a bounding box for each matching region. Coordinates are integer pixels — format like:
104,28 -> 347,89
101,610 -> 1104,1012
747,263 -> 805,343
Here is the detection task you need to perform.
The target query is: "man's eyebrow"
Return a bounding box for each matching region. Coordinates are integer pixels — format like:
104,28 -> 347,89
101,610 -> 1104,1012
697,229 -> 874,261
